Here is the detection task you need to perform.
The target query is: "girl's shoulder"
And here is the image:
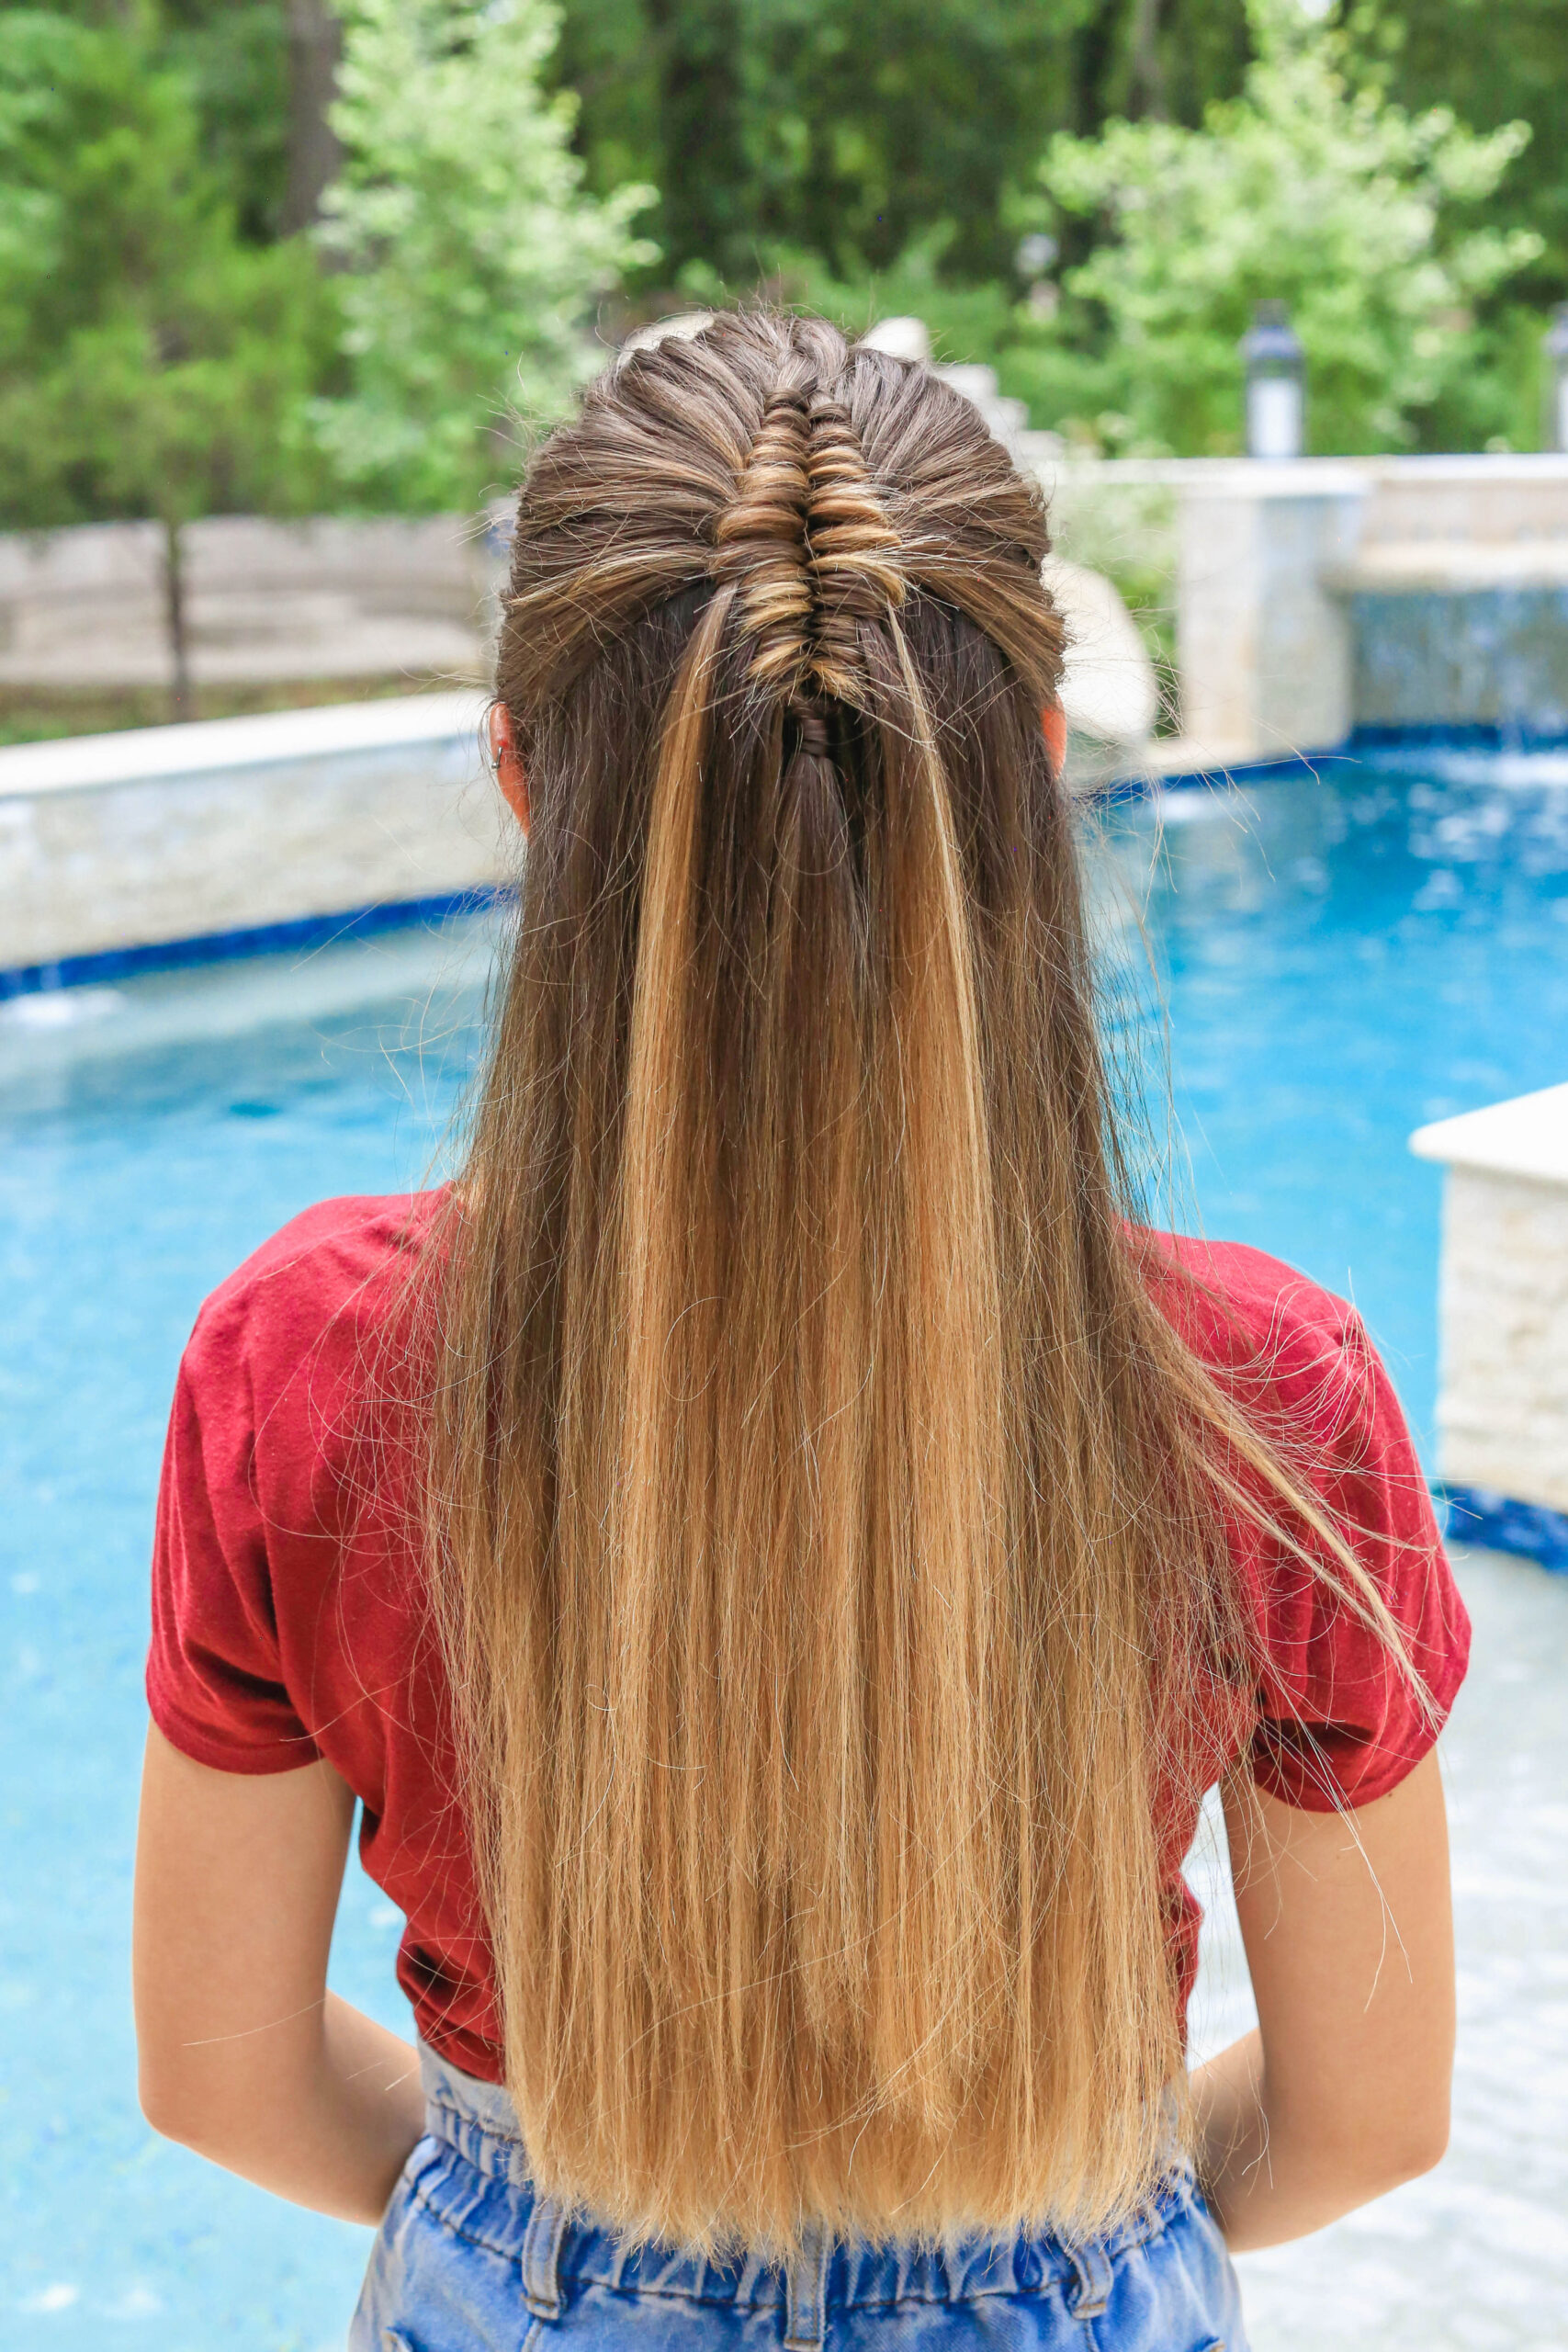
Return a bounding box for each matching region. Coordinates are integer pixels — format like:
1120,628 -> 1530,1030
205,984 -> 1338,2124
171,1190 -> 450,1529
151,1191 -> 450,1780
1136,1226 -> 1403,1454
1138,1227 -> 1471,1812
183,1189 -> 448,1388
1139,1226 -> 1364,1362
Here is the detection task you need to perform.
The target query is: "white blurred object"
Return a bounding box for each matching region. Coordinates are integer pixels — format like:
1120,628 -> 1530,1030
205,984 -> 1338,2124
619,310 -> 716,356
937,363 -> 1030,453
864,319 -> 1029,455
860,315 -> 931,364
0,986 -> 125,1030
1042,555 -> 1160,746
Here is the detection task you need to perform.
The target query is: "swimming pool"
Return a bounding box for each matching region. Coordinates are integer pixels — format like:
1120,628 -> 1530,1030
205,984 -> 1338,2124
3,748 -> 1566,2351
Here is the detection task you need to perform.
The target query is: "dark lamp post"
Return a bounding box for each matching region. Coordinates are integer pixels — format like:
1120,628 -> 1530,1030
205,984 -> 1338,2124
1544,307 -> 1568,453
1242,300 -> 1305,459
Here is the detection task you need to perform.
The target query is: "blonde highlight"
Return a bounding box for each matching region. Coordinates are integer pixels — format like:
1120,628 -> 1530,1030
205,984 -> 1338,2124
424,308 -> 1416,2264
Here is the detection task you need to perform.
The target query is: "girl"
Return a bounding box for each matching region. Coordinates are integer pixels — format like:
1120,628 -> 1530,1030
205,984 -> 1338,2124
134,311 -> 1468,2352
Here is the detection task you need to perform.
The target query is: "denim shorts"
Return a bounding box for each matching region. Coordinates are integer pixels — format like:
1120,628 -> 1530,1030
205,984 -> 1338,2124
351,2042 -> 1248,2352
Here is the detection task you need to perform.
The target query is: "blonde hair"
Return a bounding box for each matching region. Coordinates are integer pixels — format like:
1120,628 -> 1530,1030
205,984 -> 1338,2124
425,310 -> 1413,2261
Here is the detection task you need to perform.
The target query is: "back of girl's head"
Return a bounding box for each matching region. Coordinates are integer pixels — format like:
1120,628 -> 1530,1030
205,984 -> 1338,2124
431,308 -> 1254,2261
496,307 -> 1061,737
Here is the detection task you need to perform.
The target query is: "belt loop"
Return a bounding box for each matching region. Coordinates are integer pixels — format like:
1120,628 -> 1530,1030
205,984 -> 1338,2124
522,2193 -> 570,2326
783,2219 -> 830,2352
1066,2239 -> 1112,2321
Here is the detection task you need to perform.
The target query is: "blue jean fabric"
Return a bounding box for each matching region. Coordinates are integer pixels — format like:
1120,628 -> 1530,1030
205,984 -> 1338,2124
351,2043 -> 1248,2352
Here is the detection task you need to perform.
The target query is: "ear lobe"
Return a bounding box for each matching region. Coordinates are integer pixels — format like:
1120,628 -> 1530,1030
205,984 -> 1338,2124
488,701 -> 531,837
1042,702 -> 1067,778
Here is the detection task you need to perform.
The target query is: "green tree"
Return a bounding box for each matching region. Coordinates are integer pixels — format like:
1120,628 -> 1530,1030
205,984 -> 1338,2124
158,0 -> 294,243
0,8 -> 334,715
1066,0 -> 1251,141
554,0 -> 1266,294
1360,0 -> 1568,304
310,0 -> 656,513
1033,0 -> 1542,453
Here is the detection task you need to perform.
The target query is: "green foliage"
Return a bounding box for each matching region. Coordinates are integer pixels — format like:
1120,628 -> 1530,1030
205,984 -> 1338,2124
0,7 -> 334,531
556,0 -> 1260,291
310,0 -> 657,512
1368,0 -> 1568,303
0,1 -> 296,245
157,1 -> 291,243
1032,0 -> 1543,454
4,0 -> 1558,536
734,0 -> 1089,283
744,233 -> 1019,362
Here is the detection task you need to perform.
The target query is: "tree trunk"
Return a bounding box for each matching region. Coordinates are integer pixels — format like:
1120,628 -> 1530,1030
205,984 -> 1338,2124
644,0 -> 747,280
283,0 -> 344,236
1128,0 -> 1168,120
162,517 -> 194,726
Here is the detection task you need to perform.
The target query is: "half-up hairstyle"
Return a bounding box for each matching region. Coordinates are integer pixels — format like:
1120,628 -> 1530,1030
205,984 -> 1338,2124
426,309 -> 1415,2261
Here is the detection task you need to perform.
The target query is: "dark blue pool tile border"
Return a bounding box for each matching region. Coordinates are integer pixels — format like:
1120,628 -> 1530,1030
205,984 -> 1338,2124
1107,722 -> 1568,803
1350,719 -> 1568,754
1440,1484 -> 1568,1574
0,886 -> 513,1000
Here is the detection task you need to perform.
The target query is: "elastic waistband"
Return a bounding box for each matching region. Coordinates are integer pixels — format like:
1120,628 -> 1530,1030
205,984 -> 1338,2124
414,2041 -> 1201,2342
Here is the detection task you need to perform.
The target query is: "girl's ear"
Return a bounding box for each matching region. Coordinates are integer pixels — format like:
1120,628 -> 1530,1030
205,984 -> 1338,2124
488,702 -> 531,837
1042,701 -> 1067,779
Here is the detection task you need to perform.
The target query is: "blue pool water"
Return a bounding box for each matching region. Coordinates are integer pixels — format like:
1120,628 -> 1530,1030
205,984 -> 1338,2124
1108,748 -> 1568,1446
3,750 -> 1568,2350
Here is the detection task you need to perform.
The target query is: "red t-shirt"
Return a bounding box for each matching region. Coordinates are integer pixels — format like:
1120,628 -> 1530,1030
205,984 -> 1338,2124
147,1192 -> 1471,2082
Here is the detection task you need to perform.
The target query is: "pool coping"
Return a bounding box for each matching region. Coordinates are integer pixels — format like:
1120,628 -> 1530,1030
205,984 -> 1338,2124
0,689 -> 485,798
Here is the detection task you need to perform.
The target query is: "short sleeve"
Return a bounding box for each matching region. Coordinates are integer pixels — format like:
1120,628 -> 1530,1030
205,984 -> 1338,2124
147,1340 -> 323,1775
1248,1309 -> 1471,1813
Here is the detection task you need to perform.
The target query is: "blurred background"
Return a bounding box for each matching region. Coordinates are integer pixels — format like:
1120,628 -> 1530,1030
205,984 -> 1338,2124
4,6 -> 1568,2351
2,0 -> 1565,741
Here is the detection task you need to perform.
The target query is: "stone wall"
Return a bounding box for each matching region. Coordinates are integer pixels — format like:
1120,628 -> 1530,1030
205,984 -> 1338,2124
1033,451 -> 1568,759
0,513 -> 499,692
10,454 -> 1568,753
0,694 -> 509,974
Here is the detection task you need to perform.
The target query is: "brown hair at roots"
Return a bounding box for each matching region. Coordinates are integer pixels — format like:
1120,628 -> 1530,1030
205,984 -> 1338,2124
424,309 -> 1416,2261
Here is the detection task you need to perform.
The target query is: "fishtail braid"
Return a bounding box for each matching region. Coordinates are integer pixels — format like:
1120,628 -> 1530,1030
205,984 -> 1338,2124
711,387 -> 814,695
803,390 -> 904,707
713,370 -> 904,724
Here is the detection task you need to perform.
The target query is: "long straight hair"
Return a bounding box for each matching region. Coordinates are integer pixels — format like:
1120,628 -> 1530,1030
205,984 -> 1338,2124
425,311 -> 1410,2260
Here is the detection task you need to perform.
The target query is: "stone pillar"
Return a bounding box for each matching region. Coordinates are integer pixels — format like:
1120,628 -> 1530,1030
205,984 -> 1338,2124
1410,1084 -> 1568,1567
1177,462 -> 1369,759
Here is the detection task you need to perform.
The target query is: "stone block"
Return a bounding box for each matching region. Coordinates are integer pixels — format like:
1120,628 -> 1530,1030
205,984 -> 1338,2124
1176,463 -> 1369,757
1411,1085 -> 1568,1518
0,513 -> 497,693
0,693 -> 508,971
